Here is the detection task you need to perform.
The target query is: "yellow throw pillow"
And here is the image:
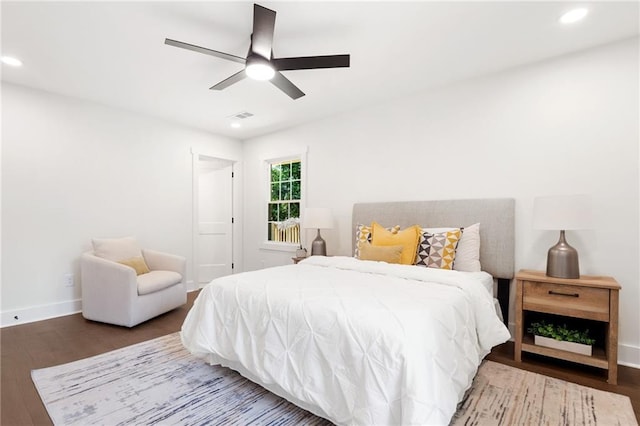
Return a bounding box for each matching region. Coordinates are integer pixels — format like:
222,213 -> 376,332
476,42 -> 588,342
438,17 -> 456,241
355,224 -> 401,258
118,256 -> 150,275
371,222 -> 421,265
359,243 -> 404,264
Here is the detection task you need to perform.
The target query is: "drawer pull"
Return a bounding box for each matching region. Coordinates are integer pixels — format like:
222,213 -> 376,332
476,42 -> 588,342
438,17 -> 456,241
548,290 -> 579,297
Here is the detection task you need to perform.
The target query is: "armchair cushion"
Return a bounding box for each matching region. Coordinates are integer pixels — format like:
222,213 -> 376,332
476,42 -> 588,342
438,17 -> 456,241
137,271 -> 183,295
92,236 -> 142,262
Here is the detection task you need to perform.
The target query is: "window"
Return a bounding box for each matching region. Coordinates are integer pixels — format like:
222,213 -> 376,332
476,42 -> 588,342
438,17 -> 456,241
267,159 -> 301,244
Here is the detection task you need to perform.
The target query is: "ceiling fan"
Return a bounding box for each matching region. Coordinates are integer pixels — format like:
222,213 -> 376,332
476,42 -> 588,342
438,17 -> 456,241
165,3 -> 350,100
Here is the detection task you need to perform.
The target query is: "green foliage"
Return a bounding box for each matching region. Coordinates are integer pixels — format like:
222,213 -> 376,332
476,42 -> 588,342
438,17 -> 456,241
281,163 -> 291,180
291,161 -> 301,179
268,203 -> 278,221
270,164 -> 282,182
270,161 -> 301,202
527,320 -> 595,345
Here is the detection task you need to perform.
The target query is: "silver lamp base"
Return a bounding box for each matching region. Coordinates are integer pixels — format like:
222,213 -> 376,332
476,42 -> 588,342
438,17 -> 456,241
310,229 -> 327,256
546,230 -> 580,279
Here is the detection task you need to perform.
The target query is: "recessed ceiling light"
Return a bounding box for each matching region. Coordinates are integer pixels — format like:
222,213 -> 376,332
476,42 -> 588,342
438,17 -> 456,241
1,56 -> 23,67
559,8 -> 588,24
230,121 -> 241,129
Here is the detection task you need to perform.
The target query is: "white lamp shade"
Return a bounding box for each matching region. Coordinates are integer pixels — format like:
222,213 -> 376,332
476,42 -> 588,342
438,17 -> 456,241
302,208 -> 333,229
533,194 -> 592,230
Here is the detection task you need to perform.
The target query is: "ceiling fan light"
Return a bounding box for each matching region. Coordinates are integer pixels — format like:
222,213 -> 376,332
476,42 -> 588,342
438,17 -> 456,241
245,56 -> 275,81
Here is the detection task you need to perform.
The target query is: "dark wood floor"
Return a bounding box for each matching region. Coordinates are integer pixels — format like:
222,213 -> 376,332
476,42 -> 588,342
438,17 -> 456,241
2,291 -> 638,425
1,292 -> 199,425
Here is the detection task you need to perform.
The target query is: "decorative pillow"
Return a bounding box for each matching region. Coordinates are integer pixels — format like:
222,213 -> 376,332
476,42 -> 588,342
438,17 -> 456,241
371,222 -> 421,265
415,229 -> 462,270
354,224 -> 400,258
358,243 -> 403,264
420,223 -> 481,272
118,256 -> 150,275
453,223 -> 481,272
92,236 -> 142,262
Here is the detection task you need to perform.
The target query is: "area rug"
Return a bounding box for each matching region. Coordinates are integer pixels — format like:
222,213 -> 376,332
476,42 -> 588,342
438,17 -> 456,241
32,333 -> 637,426
451,362 -> 638,426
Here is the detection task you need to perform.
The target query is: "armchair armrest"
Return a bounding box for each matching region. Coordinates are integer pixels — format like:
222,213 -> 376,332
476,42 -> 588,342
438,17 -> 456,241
80,252 -> 138,326
81,253 -> 137,294
142,249 -> 186,282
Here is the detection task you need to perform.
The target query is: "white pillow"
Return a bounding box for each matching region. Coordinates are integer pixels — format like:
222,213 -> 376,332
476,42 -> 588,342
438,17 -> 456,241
420,223 -> 481,272
92,236 -> 142,262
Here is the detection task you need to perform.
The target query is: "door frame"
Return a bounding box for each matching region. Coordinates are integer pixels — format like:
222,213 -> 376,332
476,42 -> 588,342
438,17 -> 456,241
191,148 -> 238,290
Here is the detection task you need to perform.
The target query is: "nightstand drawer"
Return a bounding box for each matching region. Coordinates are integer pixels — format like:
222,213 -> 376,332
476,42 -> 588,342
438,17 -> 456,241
523,281 -> 609,321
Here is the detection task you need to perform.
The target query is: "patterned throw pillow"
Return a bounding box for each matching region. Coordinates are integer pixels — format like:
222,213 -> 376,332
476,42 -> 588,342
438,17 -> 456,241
354,223 -> 400,258
419,224 -> 481,272
415,229 -> 462,270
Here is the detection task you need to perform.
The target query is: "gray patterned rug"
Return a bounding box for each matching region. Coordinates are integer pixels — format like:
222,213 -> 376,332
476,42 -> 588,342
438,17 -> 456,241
32,333 -> 637,426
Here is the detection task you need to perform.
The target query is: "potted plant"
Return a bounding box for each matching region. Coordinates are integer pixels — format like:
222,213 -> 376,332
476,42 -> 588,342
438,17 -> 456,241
527,320 -> 595,356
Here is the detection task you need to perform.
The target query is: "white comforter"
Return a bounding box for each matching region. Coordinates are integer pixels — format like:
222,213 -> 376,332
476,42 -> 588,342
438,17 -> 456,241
181,256 -> 510,425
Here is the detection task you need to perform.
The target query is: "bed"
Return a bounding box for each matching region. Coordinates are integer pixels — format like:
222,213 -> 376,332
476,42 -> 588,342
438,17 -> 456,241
181,198 -> 515,425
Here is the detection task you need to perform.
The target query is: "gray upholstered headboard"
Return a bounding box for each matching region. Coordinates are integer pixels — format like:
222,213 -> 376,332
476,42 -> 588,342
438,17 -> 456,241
352,198 -> 515,280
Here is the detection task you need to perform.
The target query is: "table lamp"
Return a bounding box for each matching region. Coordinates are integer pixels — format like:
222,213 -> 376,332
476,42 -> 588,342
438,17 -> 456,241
302,208 -> 333,256
533,194 -> 592,279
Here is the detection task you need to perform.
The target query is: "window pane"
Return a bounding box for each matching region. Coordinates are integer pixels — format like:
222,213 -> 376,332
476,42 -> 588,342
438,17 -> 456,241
271,183 -> 279,201
291,161 -> 301,180
291,180 -> 301,200
281,182 -> 291,200
271,164 -> 282,183
282,163 -> 291,181
278,203 -> 289,221
290,202 -> 300,218
268,203 -> 278,221
267,159 -> 301,243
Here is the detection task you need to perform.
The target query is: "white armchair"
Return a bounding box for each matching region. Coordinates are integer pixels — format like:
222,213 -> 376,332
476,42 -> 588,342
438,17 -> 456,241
80,238 -> 187,327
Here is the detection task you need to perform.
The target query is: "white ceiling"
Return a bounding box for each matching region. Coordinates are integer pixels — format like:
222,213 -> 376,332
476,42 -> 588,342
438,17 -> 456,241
2,1 -> 638,139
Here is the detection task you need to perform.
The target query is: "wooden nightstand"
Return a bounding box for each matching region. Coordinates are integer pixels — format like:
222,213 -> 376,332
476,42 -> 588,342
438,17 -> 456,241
514,269 -> 620,384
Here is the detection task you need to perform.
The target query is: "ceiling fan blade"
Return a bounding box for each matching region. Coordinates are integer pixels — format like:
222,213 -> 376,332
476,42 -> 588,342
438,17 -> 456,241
210,70 -> 247,90
165,38 -> 246,65
270,71 -> 305,99
251,4 -> 276,59
273,54 -> 350,71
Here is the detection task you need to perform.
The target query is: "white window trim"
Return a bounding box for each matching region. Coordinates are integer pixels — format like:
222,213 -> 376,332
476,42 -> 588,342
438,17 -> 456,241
260,148 -> 307,252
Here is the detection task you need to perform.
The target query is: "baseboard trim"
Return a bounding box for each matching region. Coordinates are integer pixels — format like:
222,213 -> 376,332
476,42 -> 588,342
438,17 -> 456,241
186,279 -> 197,292
1,284 -> 200,328
1,299 -> 82,328
618,343 -> 640,369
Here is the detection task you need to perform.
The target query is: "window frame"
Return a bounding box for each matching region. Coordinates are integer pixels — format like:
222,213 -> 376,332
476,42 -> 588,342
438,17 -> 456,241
260,149 -> 307,252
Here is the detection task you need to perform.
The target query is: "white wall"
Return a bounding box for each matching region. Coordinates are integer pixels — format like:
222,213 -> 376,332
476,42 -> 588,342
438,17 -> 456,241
242,38 -> 639,366
1,82 -> 243,325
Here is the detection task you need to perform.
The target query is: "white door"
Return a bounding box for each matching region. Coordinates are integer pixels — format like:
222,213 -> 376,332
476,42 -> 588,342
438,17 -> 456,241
196,156 -> 233,287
